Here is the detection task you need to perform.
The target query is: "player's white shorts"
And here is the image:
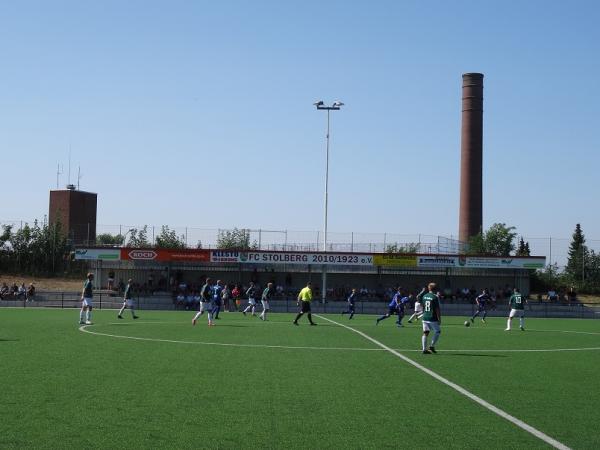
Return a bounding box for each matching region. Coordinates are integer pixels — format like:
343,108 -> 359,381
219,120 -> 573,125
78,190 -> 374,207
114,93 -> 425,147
82,297 -> 93,308
422,320 -> 440,333
248,299 -> 256,306
261,300 -> 270,310
414,303 -> 423,314
123,299 -> 134,308
509,308 -> 524,318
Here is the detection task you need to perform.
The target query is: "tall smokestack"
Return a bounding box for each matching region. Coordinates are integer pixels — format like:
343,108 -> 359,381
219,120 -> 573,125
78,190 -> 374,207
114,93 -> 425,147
459,73 -> 484,246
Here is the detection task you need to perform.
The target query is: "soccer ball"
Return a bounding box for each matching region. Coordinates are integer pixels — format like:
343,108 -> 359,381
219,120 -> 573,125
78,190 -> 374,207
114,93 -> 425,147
464,321 -> 470,327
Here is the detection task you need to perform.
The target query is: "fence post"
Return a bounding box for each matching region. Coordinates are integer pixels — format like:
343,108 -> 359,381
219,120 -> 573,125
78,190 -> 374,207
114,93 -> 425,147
61,292 -> 64,309
100,293 -> 102,310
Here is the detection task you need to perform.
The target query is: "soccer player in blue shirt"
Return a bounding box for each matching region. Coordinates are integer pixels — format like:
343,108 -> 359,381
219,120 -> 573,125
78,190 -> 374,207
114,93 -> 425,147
376,287 -> 404,327
341,288 -> 358,319
470,288 -> 490,324
212,280 -> 224,320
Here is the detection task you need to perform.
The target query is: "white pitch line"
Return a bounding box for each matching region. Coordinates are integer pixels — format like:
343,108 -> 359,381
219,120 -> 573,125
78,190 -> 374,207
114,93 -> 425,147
315,314 -> 571,450
78,325 -> 379,352
80,323 -> 600,353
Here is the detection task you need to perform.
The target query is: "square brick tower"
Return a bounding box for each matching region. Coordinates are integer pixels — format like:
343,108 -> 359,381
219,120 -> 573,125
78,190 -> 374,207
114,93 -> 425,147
49,185 -> 97,245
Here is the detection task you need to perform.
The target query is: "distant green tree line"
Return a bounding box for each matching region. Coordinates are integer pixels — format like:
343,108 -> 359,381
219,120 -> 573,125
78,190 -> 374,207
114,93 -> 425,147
0,221 -> 72,275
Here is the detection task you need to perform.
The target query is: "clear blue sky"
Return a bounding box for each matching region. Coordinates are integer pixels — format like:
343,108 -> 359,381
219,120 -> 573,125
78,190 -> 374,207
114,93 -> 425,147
1,1 -> 599,257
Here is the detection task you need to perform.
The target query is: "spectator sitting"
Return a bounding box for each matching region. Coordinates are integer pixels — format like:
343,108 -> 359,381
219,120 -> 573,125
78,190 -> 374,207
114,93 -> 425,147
547,289 -> 558,302
360,286 -> 369,298
0,282 -> 9,299
17,283 -> 26,299
461,287 -> 470,302
185,294 -> 196,310
176,293 -> 185,309
10,283 -> 19,298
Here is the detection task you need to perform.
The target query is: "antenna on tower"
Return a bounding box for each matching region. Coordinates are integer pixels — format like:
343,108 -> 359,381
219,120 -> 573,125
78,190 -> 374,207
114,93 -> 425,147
68,146 -> 72,187
56,164 -> 63,189
77,166 -> 82,190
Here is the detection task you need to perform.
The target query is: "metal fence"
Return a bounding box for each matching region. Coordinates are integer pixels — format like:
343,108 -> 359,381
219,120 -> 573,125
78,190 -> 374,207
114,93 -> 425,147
4,220 -> 600,268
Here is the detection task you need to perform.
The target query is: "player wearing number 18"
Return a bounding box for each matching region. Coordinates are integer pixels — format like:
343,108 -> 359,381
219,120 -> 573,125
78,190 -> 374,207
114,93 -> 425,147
417,283 -> 441,354
505,287 -> 526,331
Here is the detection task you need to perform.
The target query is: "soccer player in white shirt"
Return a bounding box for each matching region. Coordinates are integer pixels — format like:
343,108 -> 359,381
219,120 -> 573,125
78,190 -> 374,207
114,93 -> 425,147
407,293 -> 423,323
260,282 -> 274,321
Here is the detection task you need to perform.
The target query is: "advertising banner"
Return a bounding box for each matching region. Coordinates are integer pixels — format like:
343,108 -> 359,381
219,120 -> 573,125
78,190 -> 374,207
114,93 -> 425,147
373,254 -> 417,267
121,248 -> 210,262
414,255 -> 546,269
211,250 -> 242,263
74,249 -> 121,261
461,257 -> 545,269
417,256 -> 459,268
238,252 -> 373,266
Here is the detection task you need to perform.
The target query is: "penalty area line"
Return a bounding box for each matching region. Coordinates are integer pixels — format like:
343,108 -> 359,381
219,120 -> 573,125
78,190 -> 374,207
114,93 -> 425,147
315,314 -> 571,450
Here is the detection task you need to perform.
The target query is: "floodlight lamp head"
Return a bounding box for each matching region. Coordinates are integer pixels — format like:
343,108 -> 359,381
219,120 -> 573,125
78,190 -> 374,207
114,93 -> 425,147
332,101 -> 344,107
313,100 -> 324,107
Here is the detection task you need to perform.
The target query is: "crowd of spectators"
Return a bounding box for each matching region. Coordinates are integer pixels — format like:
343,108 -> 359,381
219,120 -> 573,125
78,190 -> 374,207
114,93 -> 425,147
0,282 -> 36,301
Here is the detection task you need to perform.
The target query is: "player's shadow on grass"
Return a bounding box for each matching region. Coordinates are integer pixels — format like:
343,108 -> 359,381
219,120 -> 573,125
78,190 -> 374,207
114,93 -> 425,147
0,338 -> 19,342
444,353 -> 507,358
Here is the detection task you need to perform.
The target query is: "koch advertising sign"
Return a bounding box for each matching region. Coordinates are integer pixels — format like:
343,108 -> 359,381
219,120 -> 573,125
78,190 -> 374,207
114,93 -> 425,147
74,248 -> 121,261
121,248 -> 210,262
238,251 -> 373,266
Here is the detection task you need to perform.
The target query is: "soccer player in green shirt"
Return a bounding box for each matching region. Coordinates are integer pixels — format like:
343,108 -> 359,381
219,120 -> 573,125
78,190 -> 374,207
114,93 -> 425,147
118,279 -> 139,320
417,282 -> 441,354
505,287 -> 526,331
79,273 -> 94,325
293,281 -> 316,325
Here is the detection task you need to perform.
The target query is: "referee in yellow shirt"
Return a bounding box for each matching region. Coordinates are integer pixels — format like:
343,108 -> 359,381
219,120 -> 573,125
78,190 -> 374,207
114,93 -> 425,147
293,281 -> 317,325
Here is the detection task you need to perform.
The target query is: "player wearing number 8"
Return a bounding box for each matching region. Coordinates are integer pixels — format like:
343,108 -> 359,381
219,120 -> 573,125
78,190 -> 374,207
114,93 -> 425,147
505,287 -> 526,331
417,283 -> 441,354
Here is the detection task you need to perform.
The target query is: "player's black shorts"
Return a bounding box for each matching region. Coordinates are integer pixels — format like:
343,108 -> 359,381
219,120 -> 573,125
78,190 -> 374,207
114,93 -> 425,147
301,301 -> 311,313
388,306 -> 397,315
348,304 -> 355,312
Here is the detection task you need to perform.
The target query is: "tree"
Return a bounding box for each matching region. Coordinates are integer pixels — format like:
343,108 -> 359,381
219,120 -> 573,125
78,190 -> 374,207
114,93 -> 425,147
566,224 -> 587,282
155,226 -> 185,249
516,237 -> 530,256
467,232 -> 486,255
466,223 -> 517,256
127,226 -> 150,248
216,228 -> 257,250
385,242 -> 419,253
0,220 -> 69,275
96,233 -> 124,246
530,263 -> 564,293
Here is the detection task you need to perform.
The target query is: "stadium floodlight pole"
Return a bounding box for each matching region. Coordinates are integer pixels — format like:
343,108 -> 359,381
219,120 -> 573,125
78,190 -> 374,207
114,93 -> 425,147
121,228 -> 136,247
314,100 -> 344,304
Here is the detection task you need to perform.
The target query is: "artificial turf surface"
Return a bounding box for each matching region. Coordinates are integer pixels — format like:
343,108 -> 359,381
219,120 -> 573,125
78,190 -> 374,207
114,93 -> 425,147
1,308 -> 599,449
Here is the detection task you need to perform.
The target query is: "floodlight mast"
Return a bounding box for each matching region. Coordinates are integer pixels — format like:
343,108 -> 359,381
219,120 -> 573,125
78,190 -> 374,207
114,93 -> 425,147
314,101 -> 344,304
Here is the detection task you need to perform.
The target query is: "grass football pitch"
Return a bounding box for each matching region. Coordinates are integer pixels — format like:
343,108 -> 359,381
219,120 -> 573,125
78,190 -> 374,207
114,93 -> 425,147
1,308 -> 599,449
